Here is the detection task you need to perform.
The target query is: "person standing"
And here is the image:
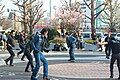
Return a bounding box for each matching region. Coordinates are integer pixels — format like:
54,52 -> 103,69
97,36 -> 103,51
1,31 -> 7,51
4,30 -> 15,66
107,37 -> 120,79
31,28 -> 50,80
24,35 -> 34,72
17,31 -> 25,61
67,32 -> 77,62
65,32 -> 70,49
105,31 -> 112,59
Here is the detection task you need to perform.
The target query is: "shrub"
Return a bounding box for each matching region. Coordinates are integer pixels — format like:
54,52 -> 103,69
84,39 -> 97,44
0,41 -> 3,46
48,28 -> 60,41
49,37 -> 65,45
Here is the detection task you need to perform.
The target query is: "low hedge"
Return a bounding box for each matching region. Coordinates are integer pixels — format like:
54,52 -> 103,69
84,39 -> 97,44
49,37 -> 65,45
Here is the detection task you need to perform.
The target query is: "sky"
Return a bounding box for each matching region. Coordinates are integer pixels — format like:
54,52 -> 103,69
1,0 -> 62,17
1,0 -> 84,17
2,0 -> 115,17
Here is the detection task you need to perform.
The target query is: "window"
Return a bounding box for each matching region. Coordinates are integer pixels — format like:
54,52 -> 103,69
117,34 -> 120,37
82,33 -> 90,38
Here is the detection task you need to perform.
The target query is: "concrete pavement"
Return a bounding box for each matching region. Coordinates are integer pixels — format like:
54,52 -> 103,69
0,50 -> 119,80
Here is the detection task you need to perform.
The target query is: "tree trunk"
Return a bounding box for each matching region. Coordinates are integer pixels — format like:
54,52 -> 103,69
23,2 -> 27,33
109,0 -> 113,30
69,0 -> 72,7
29,25 -> 33,35
91,0 -> 96,40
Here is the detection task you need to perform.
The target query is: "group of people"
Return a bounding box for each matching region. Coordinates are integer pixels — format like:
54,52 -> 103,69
65,31 -> 120,79
1,28 -> 120,80
3,28 -> 50,80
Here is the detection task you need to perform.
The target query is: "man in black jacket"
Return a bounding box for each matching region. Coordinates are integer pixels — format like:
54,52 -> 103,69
17,31 -> 25,61
108,37 -> 120,79
4,30 -> 15,66
24,35 -> 34,72
104,31 -> 112,59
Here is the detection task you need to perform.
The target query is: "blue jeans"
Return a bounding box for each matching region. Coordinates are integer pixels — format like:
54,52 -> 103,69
31,51 -> 48,80
69,44 -> 75,60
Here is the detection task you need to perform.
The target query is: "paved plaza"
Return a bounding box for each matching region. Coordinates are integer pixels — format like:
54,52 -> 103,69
0,50 -> 119,80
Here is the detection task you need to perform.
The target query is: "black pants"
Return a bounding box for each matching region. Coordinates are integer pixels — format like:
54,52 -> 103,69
21,54 -> 25,60
110,54 -> 120,77
5,46 -> 15,65
25,51 -> 34,71
105,45 -> 111,57
99,45 -> 103,51
17,44 -> 25,60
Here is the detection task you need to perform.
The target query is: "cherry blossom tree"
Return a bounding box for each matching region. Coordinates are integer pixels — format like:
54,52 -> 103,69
53,0 -> 83,34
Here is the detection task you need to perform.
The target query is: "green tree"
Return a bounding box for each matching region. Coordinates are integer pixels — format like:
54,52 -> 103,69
48,28 -> 60,41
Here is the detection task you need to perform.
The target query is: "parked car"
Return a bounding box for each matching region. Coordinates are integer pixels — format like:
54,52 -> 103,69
103,33 -> 117,41
81,32 -> 104,41
115,33 -> 120,40
111,33 -> 117,37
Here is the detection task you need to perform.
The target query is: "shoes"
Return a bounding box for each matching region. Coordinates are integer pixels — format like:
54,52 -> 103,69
21,59 -> 25,61
4,60 -> 8,65
68,59 -> 75,62
68,59 -> 71,61
99,50 -> 102,52
110,75 -> 113,78
106,56 -> 109,59
9,65 -> 14,66
118,76 -> 120,79
31,76 -> 37,80
43,77 -> 50,80
25,70 -> 30,72
70,60 -> 75,62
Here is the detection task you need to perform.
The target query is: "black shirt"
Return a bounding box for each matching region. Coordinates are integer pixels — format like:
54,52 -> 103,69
109,39 -> 120,54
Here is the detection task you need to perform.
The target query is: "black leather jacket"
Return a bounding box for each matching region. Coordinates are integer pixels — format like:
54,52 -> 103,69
6,35 -> 15,49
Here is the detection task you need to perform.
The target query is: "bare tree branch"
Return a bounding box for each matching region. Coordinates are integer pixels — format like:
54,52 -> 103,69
94,3 -> 104,10
95,4 -> 106,19
83,0 -> 91,10
11,0 -> 45,34
85,15 -> 91,20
